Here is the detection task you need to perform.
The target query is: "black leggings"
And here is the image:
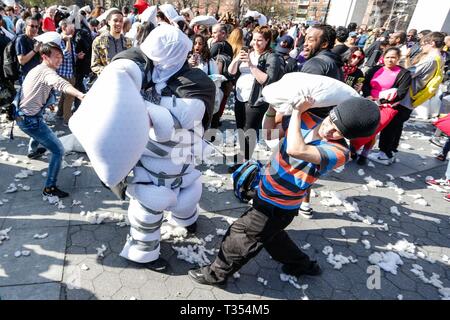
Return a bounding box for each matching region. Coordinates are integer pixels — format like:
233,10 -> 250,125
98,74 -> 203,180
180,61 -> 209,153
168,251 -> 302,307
379,105 -> 412,158
236,103 -> 269,161
234,99 -> 246,130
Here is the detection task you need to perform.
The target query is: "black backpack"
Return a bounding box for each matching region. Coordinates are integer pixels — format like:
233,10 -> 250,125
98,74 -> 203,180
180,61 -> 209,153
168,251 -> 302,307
0,81 -> 16,121
3,37 -> 20,81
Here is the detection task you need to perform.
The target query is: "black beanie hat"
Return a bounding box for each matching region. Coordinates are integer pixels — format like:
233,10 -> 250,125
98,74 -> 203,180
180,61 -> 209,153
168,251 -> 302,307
329,97 -> 380,140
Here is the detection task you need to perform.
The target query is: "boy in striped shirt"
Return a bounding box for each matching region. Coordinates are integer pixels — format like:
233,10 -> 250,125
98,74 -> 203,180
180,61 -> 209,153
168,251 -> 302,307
189,97 -> 380,285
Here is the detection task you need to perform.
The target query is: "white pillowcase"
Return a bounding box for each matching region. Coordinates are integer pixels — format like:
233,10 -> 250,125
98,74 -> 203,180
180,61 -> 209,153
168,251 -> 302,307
167,177 -> 202,217
126,183 -> 177,212
159,97 -> 206,130
69,63 -> 149,187
147,102 -> 175,142
262,72 -> 360,115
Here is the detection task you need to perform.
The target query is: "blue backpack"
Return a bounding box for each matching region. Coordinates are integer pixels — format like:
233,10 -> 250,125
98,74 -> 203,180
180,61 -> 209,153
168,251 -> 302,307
232,160 -> 262,203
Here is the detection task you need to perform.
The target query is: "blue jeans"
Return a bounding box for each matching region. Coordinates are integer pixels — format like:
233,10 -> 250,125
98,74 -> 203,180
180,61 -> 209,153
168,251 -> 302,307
17,115 -> 64,188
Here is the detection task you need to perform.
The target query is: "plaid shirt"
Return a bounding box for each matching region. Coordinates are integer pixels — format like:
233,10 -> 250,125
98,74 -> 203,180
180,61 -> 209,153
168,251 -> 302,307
57,39 -> 76,79
91,31 -> 132,76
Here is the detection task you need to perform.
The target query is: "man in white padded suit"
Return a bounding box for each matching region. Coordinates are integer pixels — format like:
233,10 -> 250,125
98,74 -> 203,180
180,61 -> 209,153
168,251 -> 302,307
118,24 -> 216,271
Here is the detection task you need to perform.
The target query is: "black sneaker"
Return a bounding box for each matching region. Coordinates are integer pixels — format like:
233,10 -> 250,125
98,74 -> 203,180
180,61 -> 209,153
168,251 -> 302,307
185,221 -> 197,234
42,186 -> 69,198
27,147 -> 47,159
356,155 -> 368,166
144,257 -> 168,272
282,261 -> 322,277
227,163 -> 241,174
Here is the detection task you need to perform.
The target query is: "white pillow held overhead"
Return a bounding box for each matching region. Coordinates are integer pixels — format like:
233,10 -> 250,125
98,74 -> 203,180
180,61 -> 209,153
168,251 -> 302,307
262,72 -> 360,114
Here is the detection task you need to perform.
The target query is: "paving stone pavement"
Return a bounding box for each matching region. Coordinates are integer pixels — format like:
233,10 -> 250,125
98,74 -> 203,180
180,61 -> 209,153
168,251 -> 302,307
0,112 -> 449,300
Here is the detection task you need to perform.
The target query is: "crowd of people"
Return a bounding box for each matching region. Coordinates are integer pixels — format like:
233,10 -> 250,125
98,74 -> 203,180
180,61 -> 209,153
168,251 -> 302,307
1,1 -> 450,287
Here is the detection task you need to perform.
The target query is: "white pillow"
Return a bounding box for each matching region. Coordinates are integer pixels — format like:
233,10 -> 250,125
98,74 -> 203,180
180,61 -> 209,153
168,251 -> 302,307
34,32 -> 62,46
167,177 -> 202,217
147,102 -> 175,142
108,59 -> 142,91
159,97 -> 206,130
59,134 -> 85,153
128,198 -> 163,226
139,5 -> 157,26
69,66 -> 149,187
97,7 -> 118,22
144,128 -> 204,159
262,72 -> 360,115
189,15 -> 218,28
126,183 -> 177,212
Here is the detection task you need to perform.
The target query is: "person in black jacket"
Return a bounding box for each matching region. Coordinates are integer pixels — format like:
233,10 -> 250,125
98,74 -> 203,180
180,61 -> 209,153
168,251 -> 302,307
353,47 -> 412,165
72,26 -> 94,112
0,15 -> 16,112
331,26 -> 349,58
363,39 -> 389,72
297,24 -> 344,218
300,24 -> 344,82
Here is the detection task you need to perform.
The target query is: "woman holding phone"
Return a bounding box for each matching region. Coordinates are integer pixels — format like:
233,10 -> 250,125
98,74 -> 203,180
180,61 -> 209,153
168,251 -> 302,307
227,26 -> 285,172
188,34 -> 219,75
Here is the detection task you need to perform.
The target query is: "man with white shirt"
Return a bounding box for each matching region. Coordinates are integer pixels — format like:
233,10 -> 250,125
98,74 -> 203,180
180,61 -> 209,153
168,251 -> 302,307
16,42 -> 85,198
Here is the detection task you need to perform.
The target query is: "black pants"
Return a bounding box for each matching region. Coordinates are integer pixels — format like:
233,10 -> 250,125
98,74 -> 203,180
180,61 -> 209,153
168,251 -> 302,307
202,197 -> 312,283
379,105 -> 413,158
210,81 -> 233,129
234,99 -> 246,130
236,103 -> 269,161
73,73 -> 87,112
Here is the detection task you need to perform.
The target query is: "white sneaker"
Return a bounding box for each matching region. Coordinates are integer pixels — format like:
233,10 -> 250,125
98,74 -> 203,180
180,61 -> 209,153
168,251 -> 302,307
368,151 -> 395,166
299,207 -> 313,219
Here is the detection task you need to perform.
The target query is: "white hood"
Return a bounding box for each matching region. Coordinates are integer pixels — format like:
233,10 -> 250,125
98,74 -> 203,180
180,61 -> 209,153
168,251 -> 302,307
140,24 -> 192,94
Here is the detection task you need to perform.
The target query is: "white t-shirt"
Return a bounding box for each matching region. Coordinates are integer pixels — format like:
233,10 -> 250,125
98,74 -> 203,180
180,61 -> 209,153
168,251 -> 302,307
195,57 -> 219,75
235,52 -> 259,102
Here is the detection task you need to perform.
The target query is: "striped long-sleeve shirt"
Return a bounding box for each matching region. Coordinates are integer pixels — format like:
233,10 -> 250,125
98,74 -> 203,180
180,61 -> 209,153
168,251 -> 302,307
19,63 -> 71,116
257,112 -> 350,211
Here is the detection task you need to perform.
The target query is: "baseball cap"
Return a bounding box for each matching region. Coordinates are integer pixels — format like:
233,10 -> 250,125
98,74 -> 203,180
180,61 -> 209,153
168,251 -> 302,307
275,35 -> 294,54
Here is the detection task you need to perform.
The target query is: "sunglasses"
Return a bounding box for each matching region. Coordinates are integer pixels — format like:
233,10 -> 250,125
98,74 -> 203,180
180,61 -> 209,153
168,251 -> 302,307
351,54 -> 363,59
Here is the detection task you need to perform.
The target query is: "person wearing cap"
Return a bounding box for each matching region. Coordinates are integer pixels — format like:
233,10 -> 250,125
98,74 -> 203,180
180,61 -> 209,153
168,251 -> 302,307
345,31 -> 358,48
189,97 -> 380,285
275,34 -> 299,73
15,42 -> 85,199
